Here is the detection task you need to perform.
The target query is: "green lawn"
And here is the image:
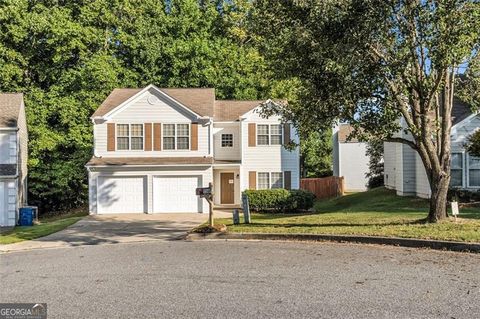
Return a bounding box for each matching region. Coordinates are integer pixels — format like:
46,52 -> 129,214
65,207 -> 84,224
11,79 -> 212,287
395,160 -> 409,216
0,210 -> 88,245
216,188 -> 480,242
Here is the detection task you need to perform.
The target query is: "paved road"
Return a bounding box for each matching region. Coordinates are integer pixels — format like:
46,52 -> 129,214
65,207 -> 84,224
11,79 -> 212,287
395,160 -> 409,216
1,240 -> 479,318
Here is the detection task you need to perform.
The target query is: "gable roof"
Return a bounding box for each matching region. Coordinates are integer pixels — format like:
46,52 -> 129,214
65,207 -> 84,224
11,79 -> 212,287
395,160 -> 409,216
92,86 -> 270,121
452,97 -> 473,126
338,124 -> 360,143
92,87 -> 215,118
213,100 -> 263,121
162,88 -> 215,117
0,93 -> 23,128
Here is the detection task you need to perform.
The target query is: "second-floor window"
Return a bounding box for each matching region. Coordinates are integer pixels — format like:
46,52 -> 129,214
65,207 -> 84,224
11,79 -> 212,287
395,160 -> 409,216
163,124 -> 190,150
221,134 -> 233,147
117,124 -> 143,150
257,124 -> 282,145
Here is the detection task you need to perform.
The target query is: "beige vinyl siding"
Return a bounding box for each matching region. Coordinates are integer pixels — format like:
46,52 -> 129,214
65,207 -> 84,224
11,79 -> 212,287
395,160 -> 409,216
240,110 -> 300,191
88,166 -> 213,214
213,123 -> 241,160
94,89 -> 209,157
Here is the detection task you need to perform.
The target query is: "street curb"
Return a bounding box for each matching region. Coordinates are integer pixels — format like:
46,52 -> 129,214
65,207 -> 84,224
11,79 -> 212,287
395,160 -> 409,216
185,232 -> 480,253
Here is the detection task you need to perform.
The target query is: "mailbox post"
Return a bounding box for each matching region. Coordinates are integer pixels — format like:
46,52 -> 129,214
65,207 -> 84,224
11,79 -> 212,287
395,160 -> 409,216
196,183 -> 214,227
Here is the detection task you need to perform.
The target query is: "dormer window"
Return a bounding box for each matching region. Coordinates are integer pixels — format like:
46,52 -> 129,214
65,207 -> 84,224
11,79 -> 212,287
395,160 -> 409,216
163,124 -> 190,150
116,124 -> 143,150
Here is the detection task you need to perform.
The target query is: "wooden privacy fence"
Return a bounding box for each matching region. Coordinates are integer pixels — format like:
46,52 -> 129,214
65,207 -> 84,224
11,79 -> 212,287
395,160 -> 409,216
300,176 -> 345,200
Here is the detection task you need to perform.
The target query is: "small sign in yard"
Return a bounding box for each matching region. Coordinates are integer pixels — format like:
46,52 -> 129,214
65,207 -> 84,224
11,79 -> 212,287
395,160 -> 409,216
242,193 -> 251,224
451,201 -> 459,220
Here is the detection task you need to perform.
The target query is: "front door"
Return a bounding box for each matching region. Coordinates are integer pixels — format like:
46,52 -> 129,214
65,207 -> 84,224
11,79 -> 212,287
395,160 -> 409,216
220,173 -> 235,204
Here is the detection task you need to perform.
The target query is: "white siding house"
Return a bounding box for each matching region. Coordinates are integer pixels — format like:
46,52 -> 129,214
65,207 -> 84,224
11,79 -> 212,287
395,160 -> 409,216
384,98 -> 479,198
0,93 -> 28,227
87,85 -> 300,214
332,124 -> 370,192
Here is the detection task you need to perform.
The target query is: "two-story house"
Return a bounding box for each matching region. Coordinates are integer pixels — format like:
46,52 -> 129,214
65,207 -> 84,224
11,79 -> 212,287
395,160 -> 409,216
86,85 -> 300,214
0,93 -> 28,227
384,98 -> 479,198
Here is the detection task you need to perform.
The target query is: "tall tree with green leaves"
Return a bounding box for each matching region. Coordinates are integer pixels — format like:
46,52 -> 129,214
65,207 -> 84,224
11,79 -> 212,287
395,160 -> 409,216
301,131 -> 333,178
0,0 -> 274,212
253,0 -> 480,222
466,130 -> 480,157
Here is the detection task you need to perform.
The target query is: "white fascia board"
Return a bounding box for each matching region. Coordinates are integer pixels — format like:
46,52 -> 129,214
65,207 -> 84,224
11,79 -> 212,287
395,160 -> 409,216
102,84 -> 202,120
239,99 -> 275,120
451,112 -> 479,134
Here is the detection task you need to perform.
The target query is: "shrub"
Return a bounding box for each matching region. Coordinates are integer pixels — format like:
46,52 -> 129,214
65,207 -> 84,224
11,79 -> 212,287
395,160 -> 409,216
243,189 -> 316,213
367,175 -> 384,189
288,189 -> 316,210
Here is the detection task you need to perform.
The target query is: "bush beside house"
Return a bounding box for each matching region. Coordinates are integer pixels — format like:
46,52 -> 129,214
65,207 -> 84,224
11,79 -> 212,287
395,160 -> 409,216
244,189 -> 316,212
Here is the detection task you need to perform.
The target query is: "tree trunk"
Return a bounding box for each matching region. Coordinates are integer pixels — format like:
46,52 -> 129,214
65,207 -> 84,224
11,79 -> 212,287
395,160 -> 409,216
428,172 -> 450,222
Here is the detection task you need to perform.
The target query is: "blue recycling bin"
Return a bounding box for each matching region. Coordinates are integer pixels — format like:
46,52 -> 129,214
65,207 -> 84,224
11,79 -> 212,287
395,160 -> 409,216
19,207 -> 34,226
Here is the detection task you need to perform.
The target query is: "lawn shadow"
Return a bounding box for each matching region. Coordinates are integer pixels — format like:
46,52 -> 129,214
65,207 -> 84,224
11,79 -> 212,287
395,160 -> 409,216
244,218 -> 428,229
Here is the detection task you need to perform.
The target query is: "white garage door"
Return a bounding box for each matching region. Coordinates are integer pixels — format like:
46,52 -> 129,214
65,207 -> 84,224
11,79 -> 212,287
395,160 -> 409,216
153,176 -> 201,213
97,177 -> 145,214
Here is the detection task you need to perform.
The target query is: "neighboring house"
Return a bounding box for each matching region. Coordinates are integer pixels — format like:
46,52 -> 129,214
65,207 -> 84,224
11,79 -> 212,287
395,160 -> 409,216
0,93 -> 28,227
384,98 -> 479,198
332,124 -> 370,191
86,84 -> 300,214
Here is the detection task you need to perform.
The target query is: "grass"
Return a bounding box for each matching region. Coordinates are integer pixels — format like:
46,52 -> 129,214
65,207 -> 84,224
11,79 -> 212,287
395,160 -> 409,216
0,210 -> 88,245
216,187 -> 480,242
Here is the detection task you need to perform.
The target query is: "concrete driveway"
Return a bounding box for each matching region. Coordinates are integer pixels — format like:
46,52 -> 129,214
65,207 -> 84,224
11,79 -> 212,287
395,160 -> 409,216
0,211 -> 231,253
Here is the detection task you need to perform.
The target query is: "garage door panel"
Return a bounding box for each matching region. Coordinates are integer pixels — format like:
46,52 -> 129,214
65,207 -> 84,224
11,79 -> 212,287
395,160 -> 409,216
98,177 -> 145,214
153,176 -> 201,213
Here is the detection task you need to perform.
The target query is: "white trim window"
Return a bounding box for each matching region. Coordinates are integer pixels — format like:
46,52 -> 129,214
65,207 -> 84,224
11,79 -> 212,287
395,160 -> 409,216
468,155 -> 480,187
257,124 -> 282,145
116,124 -> 143,150
221,133 -> 233,147
163,124 -> 190,150
130,124 -> 143,150
271,172 -> 284,189
270,125 -> 282,145
258,173 -> 270,190
258,172 -> 284,189
450,153 -> 463,187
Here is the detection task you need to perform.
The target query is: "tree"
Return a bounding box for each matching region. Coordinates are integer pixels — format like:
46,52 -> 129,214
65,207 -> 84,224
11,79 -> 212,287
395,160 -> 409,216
252,0 -> 480,222
0,0 -> 274,213
365,139 -> 384,189
301,131 -> 333,178
467,130 -> 480,157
